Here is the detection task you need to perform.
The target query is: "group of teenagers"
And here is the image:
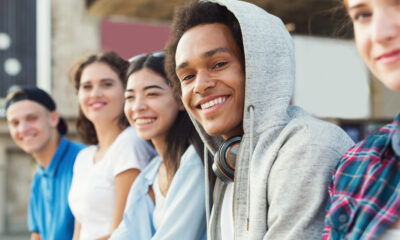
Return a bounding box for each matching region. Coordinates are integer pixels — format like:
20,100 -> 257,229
4,0 -> 400,239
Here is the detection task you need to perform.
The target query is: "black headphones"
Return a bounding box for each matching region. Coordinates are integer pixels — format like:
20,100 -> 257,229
212,136 -> 242,183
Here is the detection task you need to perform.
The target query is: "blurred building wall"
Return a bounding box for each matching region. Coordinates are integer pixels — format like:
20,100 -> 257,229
0,0 -> 99,238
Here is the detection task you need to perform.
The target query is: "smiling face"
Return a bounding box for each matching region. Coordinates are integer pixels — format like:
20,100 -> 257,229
124,68 -> 183,144
6,100 -> 58,155
347,0 -> 400,90
78,62 -> 125,126
175,23 -> 245,140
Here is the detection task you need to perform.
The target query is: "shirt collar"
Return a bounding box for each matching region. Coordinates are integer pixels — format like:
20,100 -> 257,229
143,156 -> 162,185
36,136 -> 69,177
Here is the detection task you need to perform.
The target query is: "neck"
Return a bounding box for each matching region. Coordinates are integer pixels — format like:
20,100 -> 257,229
151,136 -> 167,161
94,120 -> 124,150
33,132 -> 61,169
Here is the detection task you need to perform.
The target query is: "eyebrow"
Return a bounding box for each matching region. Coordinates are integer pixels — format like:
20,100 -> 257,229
348,2 -> 365,10
81,78 -> 115,85
125,85 -> 165,93
176,47 -> 232,71
144,85 -> 164,91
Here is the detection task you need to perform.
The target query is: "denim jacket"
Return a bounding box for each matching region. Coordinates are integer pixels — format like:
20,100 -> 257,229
111,145 -> 207,240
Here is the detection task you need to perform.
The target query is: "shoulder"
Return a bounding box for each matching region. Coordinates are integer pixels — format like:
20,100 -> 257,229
73,145 -> 96,167
333,122 -> 396,182
263,113 -> 353,173
179,145 -> 203,168
67,139 -> 86,152
280,112 -> 354,156
112,127 -> 155,153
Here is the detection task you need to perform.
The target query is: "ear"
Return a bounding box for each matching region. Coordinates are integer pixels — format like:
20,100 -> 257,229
177,99 -> 186,111
49,111 -> 60,128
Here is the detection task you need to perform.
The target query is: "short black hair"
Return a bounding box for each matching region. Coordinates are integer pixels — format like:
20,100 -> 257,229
5,86 -> 68,135
165,0 -> 244,97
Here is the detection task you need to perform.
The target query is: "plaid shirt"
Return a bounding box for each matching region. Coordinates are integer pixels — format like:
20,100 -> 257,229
322,114 -> 400,240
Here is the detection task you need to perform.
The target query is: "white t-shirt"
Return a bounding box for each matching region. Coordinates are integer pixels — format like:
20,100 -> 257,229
152,173 -> 166,231
221,183 -> 234,240
68,127 -> 156,240
379,228 -> 400,240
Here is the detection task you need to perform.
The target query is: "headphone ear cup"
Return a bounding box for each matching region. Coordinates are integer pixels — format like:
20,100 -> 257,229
212,136 -> 242,183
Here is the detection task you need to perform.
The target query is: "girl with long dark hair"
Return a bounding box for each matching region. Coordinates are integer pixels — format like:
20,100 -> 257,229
111,52 -> 207,240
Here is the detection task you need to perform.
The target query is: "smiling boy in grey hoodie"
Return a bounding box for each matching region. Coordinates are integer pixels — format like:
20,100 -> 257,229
165,0 -> 354,239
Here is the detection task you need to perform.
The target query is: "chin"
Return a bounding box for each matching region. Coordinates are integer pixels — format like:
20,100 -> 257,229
203,126 -> 225,137
380,76 -> 400,91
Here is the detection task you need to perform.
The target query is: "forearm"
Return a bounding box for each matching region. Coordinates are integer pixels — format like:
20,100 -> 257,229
31,232 -> 41,240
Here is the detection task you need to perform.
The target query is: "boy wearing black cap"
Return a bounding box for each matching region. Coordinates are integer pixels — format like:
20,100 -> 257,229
5,86 -> 85,240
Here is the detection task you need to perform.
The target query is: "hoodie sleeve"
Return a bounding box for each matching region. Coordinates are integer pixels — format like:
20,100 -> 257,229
264,143 -> 344,240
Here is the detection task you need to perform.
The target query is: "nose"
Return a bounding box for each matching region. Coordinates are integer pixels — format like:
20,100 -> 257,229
17,121 -> 29,133
131,96 -> 147,113
193,70 -> 216,95
371,10 -> 399,44
90,85 -> 102,98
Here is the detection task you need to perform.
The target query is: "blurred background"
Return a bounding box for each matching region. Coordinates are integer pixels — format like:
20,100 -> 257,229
0,0 -> 399,239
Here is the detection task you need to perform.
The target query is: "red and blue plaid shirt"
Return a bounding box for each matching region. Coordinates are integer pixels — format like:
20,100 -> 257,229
322,114 -> 400,240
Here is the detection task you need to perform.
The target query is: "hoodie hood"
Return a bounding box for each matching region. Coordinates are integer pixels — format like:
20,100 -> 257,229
190,0 -> 295,154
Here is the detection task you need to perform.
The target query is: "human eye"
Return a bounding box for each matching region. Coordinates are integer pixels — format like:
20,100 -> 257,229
125,94 -> 135,101
9,120 -> 19,127
214,61 -> 228,69
350,9 -> 372,22
80,83 -> 91,90
147,92 -> 160,97
181,74 -> 195,82
27,115 -> 38,122
102,80 -> 114,87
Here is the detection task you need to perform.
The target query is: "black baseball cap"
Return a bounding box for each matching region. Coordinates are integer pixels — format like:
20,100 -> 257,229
5,86 -> 68,135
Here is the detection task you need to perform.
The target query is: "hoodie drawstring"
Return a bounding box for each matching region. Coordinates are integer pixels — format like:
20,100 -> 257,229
247,105 -> 255,231
204,145 -> 211,232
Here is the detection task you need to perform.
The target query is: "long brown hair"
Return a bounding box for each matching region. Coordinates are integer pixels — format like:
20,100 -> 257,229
70,51 -> 130,145
127,52 -> 204,181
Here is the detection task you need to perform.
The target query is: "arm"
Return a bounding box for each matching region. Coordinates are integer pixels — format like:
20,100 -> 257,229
152,156 -> 206,240
265,144 -> 344,240
96,168 -> 140,240
72,220 -> 81,240
31,232 -> 41,240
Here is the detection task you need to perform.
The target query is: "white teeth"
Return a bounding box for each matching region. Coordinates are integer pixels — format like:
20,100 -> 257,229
201,97 -> 226,109
135,119 -> 154,125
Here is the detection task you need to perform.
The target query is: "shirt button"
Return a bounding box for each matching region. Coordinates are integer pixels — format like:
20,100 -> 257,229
338,214 -> 348,223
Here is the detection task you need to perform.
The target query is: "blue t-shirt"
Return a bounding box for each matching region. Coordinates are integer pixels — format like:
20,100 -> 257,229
28,136 -> 85,240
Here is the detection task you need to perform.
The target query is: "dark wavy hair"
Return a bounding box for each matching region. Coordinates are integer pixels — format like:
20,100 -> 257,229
71,51 -> 130,145
164,0 -> 244,97
127,52 -> 204,180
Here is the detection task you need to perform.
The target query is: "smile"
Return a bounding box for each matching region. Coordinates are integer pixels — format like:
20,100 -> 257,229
135,118 -> 155,125
200,96 -> 228,110
89,101 -> 106,110
376,49 -> 400,65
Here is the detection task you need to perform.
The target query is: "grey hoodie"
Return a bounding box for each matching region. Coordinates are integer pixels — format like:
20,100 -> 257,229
187,0 -> 355,239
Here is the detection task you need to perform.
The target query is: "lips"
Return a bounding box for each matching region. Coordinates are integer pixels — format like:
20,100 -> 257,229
89,100 -> 106,110
375,49 -> 400,65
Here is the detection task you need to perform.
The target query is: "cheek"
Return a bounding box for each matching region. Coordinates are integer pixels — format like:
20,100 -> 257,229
9,128 -> 18,139
354,30 -> 369,59
124,103 -> 133,122
181,86 -> 192,109
77,91 -> 87,106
